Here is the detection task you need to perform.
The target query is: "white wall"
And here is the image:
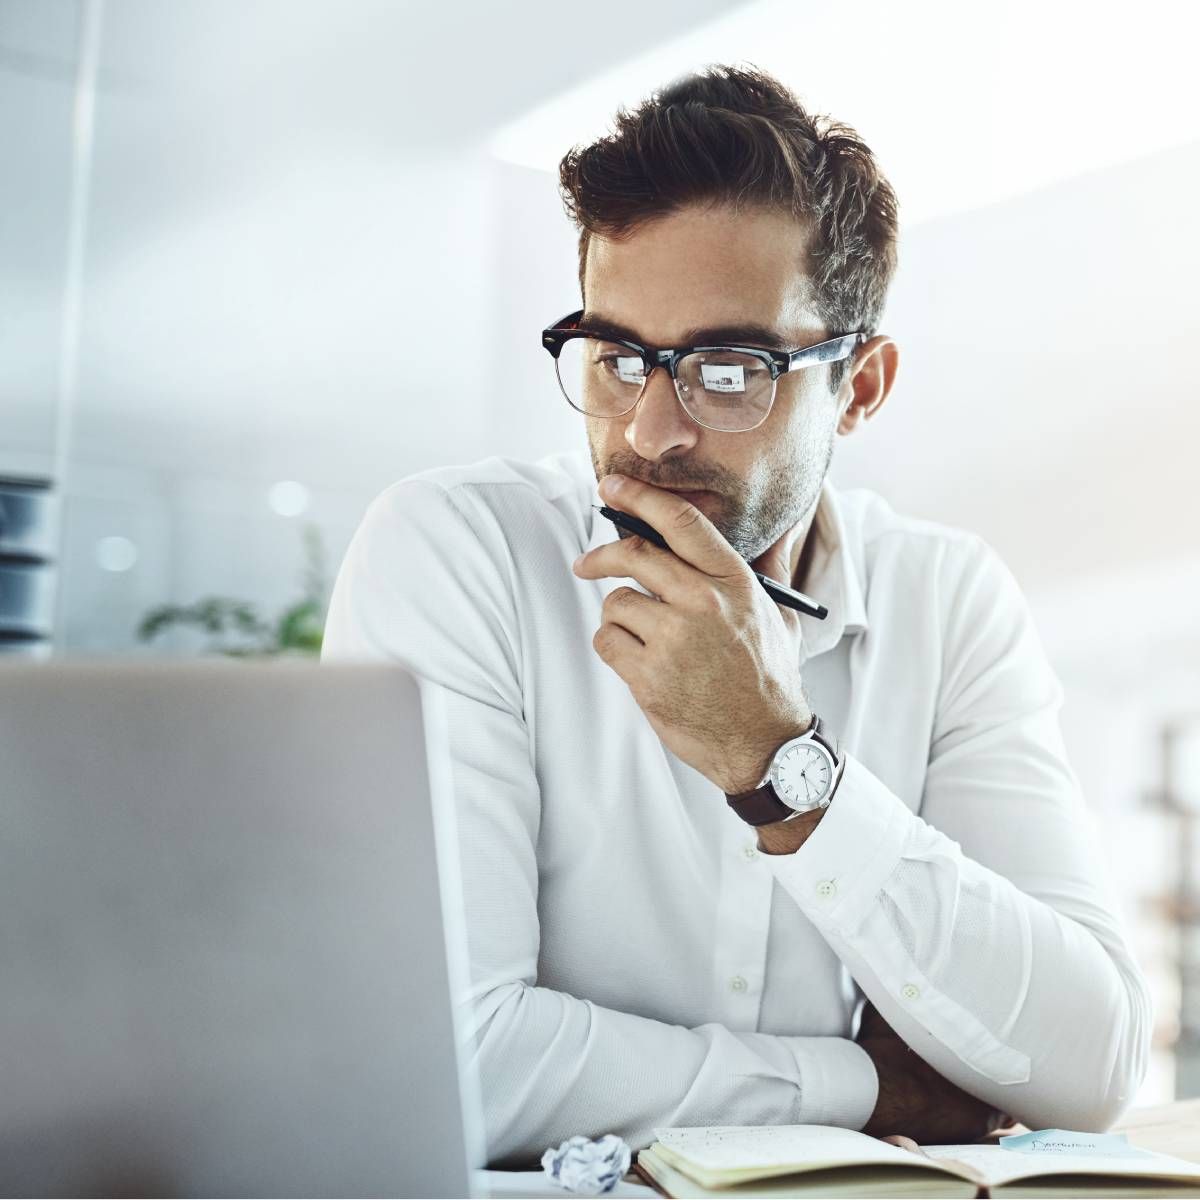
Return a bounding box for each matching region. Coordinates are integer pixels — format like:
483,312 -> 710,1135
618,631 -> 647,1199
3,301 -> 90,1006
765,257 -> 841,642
834,139 -> 1200,593
0,0 -> 78,478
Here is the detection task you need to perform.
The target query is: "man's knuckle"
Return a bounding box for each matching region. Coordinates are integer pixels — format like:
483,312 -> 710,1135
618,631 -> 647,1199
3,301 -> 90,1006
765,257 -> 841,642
604,586 -> 636,614
671,505 -> 703,532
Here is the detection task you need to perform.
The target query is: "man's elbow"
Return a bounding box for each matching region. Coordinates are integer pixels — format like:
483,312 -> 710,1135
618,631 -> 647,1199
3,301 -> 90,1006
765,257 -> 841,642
1032,1066 -> 1144,1134
461,980 -> 581,1168
1019,972 -> 1153,1133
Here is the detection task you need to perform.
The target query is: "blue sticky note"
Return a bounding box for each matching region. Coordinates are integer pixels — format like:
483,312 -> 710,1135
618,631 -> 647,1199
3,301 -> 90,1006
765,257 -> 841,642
999,1130 -> 1152,1158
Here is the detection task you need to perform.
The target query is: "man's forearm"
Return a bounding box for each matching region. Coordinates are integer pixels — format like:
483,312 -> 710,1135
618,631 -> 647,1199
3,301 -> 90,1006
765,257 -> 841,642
755,755 -> 1151,1132
471,979 -> 878,1166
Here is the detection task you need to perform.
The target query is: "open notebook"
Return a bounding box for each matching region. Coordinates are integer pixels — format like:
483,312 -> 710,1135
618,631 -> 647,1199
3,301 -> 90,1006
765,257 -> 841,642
634,1125 -> 1200,1199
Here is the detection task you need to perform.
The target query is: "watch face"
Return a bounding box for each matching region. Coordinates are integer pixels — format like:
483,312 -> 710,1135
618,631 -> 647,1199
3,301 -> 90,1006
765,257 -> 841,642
772,740 -> 835,810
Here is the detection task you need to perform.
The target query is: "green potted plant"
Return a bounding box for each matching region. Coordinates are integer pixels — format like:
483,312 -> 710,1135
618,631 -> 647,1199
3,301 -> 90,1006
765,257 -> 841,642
137,522 -> 329,658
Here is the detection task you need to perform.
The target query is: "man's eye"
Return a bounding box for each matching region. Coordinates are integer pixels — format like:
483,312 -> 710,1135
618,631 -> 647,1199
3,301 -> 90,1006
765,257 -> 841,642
596,354 -> 646,385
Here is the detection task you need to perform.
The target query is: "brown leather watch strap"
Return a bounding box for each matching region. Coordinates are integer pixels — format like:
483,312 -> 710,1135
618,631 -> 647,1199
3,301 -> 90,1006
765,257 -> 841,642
725,782 -> 795,826
725,716 -> 837,827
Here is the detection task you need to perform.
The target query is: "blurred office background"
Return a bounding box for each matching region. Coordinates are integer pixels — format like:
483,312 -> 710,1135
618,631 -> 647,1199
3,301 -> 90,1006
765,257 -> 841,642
3,0 -> 1197,1107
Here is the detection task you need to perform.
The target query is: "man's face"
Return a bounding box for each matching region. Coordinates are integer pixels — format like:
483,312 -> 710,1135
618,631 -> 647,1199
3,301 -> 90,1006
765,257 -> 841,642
581,203 -> 844,565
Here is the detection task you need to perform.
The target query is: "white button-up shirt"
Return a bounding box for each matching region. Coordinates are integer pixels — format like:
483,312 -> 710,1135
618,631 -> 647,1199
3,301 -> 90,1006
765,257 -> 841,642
321,447 -> 1151,1167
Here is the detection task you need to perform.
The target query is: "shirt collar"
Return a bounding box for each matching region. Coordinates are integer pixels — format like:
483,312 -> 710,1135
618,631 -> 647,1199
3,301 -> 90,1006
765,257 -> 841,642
584,473 -> 868,662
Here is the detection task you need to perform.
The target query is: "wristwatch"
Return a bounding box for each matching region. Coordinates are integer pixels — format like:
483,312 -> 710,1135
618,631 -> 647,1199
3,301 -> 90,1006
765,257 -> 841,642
725,715 -> 843,827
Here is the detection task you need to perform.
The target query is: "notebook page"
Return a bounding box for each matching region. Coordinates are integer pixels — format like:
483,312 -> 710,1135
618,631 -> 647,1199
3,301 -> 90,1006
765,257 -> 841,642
653,1125 -> 969,1186
638,1145 -> 979,1200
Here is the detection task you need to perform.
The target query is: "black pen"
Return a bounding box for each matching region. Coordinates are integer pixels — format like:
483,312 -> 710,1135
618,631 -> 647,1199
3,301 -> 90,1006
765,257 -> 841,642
593,504 -> 829,621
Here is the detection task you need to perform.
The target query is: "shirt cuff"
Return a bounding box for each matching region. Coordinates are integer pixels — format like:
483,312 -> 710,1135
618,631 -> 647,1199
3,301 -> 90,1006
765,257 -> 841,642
764,754 -> 914,937
786,1036 -> 879,1130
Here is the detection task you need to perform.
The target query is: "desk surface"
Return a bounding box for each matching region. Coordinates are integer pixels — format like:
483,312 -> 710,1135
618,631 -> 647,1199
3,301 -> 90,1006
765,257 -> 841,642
1110,1097 -> 1199,1162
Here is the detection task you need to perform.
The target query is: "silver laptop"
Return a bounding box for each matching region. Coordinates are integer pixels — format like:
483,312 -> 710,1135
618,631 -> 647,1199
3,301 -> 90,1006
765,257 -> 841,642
0,660 -> 484,1197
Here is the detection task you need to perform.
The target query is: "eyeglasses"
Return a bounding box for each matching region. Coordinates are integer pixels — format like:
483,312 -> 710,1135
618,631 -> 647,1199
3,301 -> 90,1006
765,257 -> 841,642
541,309 -> 865,433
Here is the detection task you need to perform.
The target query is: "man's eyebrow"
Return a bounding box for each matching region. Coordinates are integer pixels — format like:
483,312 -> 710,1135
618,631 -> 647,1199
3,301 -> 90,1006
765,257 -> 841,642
580,311 -> 789,350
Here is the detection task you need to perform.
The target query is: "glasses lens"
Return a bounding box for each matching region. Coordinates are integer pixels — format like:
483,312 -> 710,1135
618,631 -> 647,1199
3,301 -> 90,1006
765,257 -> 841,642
555,336 -> 646,417
676,351 -> 774,431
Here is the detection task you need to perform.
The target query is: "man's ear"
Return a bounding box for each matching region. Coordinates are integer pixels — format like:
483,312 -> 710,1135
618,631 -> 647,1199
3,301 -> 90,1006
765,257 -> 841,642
837,335 -> 899,435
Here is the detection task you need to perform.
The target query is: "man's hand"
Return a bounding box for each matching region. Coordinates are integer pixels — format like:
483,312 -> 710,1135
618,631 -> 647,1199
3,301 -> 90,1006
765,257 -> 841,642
857,1001 -> 1015,1144
572,473 -> 811,794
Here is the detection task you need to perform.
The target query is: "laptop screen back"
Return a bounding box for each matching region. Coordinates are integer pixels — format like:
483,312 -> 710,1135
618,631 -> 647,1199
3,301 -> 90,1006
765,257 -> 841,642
0,660 -> 481,1197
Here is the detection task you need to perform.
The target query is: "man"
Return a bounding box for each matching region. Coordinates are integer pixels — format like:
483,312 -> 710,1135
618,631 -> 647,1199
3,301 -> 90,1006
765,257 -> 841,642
321,65 -> 1150,1167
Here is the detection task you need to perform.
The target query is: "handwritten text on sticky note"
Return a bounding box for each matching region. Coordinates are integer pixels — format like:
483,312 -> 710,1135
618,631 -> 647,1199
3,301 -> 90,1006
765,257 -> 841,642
999,1130 -> 1152,1158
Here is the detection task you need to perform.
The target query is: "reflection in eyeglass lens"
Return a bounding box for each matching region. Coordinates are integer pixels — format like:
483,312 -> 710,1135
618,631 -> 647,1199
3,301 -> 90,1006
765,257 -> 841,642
555,337 -> 775,431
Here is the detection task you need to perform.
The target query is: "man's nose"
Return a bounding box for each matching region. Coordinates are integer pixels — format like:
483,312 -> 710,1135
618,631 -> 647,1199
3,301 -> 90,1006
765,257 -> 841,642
623,366 -> 700,461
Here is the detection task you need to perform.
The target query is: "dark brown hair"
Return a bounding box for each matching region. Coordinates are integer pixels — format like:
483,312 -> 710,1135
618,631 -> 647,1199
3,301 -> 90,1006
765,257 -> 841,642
557,63 -> 899,389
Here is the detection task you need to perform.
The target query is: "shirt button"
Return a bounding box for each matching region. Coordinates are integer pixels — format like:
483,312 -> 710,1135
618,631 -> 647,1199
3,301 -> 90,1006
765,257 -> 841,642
730,975 -> 748,993
742,845 -> 759,861
816,879 -> 837,899
902,983 -> 920,1000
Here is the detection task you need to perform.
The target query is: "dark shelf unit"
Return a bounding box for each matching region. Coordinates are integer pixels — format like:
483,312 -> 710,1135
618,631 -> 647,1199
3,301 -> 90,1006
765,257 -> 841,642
0,477 -> 56,659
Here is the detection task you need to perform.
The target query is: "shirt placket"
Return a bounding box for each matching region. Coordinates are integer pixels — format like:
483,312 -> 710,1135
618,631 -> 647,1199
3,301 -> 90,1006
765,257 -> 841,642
711,808 -> 775,1029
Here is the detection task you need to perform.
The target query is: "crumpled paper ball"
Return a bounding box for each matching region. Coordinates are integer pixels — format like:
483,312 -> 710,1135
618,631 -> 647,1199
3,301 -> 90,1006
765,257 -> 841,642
541,1133 -> 632,1194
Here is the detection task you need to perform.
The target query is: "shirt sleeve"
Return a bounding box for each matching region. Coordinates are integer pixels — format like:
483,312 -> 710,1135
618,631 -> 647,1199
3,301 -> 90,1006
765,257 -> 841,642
764,534 -> 1152,1132
320,479 -> 879,1167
